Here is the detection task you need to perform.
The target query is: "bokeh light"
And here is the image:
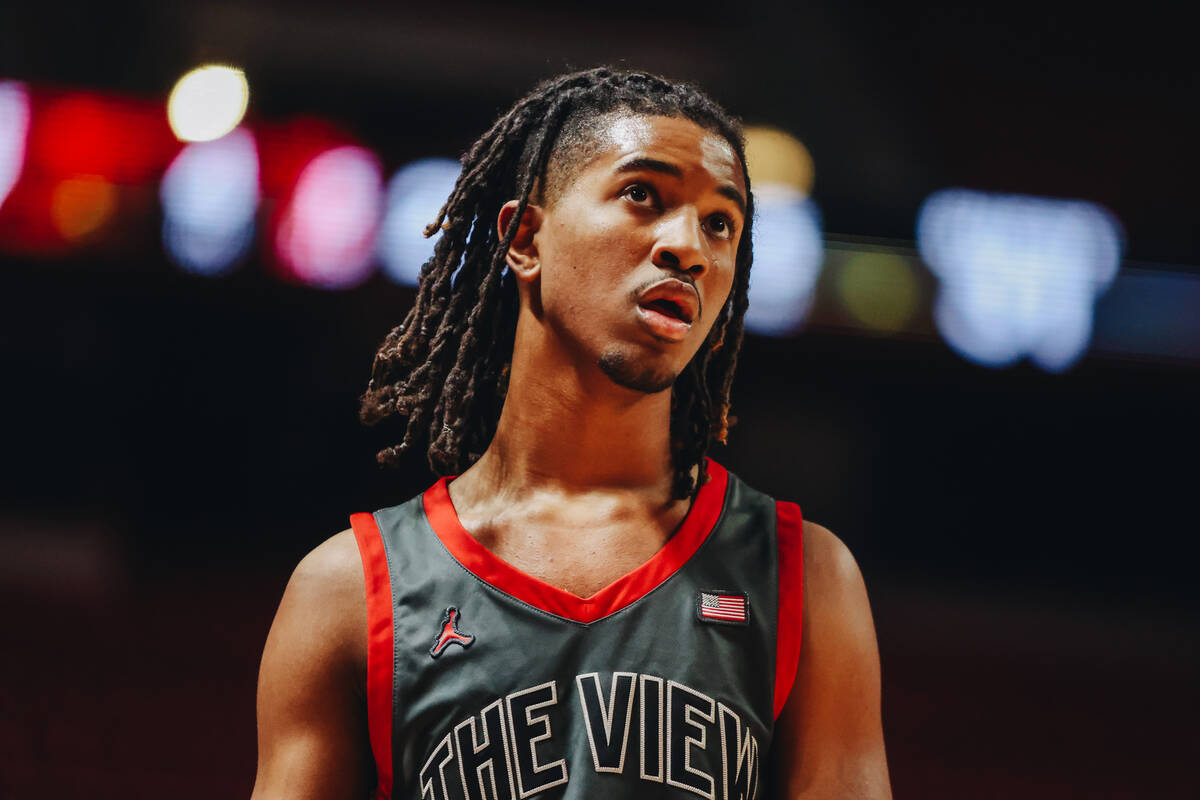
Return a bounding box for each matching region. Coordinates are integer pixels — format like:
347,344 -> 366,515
160,127 -> 260,276
746,183 -> 825,336
33,92 -> 177,183
837,250 -> 921,334
917,188 -> 1123,372
50,175 -> 116,240
167,65 -> 250,143
744,125 -> 815,198
741,126 -> 823,335
377,157 -> 461,286
275,145 -> 384,289
0,81 -> 30,213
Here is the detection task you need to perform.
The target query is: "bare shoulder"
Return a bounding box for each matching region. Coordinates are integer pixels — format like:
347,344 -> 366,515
801,520 -> 868,603
252,529 -> 372,800
797,519 -> 877,669
773,520 -> 891,798
288,529 -> 365,607
274,529 -> 367,675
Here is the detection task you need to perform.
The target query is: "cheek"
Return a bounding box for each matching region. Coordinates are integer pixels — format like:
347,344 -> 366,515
698,269 -> 737,334
534,231 -> 612,336
540,213 -> 643,298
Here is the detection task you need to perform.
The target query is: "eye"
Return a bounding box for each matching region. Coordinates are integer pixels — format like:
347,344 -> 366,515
706,213 -> 736,239
622,182 -> 658,207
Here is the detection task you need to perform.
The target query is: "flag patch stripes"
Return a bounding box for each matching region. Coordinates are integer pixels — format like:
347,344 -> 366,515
697,590 -> 749,626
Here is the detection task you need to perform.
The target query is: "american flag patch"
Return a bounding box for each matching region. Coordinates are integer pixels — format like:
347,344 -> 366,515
697,591 -> 749,626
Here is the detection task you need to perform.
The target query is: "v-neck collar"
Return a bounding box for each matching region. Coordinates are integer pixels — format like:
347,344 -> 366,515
422,460 -> 729,624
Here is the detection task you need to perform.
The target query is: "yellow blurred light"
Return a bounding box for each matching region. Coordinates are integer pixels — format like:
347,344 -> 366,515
744,126 -> 814,197
167,65 -> 249,143
837,250 -> 920,333
51,176 -> 117,240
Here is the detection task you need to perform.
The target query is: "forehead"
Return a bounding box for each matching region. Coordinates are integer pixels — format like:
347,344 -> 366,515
568,113 -> 746,194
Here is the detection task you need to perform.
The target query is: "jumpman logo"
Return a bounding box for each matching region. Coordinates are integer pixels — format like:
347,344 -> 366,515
429,606 -> 476,658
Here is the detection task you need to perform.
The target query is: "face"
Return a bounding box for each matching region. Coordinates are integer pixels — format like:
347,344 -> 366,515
520,113 -> 747,394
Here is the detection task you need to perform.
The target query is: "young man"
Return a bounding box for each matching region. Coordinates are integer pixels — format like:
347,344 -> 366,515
253,68 -> 891,799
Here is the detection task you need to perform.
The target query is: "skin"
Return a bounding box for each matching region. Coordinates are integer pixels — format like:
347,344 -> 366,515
252,113 -> 891,799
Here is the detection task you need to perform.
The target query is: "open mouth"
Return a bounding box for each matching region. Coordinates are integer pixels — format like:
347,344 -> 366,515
635,278 -> 700,341
642,297 -> 690,323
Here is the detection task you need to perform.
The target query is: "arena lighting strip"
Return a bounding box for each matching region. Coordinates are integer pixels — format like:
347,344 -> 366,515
1,78 -> 1196,369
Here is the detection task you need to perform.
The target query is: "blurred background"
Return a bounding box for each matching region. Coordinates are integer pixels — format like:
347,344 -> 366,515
1,1 -> 1196,797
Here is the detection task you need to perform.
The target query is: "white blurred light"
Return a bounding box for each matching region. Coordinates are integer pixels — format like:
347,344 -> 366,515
167,65 -> 250,143
0,80 -> 31,211
160,127 -> 260,276
276,145 -> 384,289
377,157 -> 461,286
917,189 -> 1123,372
746,183 -> 825,335
744,125 -> 814,198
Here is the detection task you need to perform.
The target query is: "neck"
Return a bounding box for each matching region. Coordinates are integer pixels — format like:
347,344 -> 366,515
460,323 -> 678,500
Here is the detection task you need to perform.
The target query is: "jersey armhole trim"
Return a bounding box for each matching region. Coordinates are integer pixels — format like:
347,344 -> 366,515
773,500 -> 804,719
350,512 -> 394,800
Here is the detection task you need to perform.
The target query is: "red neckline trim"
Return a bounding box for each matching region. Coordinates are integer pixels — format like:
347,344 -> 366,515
422,460 -> 728,624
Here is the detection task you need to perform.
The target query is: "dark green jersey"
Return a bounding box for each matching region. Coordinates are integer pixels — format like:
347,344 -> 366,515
350,460 -> 804,800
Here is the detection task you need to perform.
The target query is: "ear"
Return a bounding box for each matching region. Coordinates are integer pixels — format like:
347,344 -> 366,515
497,200 -> 543,282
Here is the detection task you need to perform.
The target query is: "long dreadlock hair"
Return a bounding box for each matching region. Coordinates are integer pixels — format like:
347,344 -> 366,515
359,66 -> 755,499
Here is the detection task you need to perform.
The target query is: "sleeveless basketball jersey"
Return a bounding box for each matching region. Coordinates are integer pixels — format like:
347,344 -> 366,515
350,460 -> 804,800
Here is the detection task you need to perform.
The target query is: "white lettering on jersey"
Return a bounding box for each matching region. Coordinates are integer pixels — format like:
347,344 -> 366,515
576,671 -> 638,773
419,732 -> 456,800
505,680 -> 569,797
666,680 -> 718,800
416,673 -> 759,798
454,698 -> 517,800
718,701 -> 760,800
640,674 -> 666,782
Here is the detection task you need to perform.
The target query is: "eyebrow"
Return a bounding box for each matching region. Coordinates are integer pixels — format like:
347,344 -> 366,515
614,156 -> 747,215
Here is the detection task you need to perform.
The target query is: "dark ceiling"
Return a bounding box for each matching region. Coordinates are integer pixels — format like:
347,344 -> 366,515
3,1 -> 1195,265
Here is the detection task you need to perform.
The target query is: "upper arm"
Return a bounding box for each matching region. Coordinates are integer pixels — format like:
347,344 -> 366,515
772,522 -> 892,799
252,530 -> 374,800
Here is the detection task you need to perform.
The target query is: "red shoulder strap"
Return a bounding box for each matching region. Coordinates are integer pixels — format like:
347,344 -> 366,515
350,512 -> 394,800
774,501 -> 804,719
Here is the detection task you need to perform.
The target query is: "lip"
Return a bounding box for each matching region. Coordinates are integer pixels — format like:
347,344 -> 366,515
637,278 -> 700,323
635,278 -> 700,343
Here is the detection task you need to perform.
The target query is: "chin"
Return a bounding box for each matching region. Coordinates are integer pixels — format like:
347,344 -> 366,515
597,349 -> 679,394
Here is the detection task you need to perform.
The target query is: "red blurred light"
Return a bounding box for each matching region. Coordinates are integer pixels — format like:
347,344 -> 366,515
256,117 -> 361,284
29,91 -> 178,184
273,145 -> 383,289
0,86 -> 180,253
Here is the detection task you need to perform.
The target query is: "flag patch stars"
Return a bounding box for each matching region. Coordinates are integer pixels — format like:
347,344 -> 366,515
697,591 -> 749,626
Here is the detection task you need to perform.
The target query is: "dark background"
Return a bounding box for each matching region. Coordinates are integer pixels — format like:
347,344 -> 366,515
1,2 -> 1197,798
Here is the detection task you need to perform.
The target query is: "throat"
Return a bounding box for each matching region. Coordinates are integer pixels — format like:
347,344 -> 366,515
483,523 -> 677,598
491,322 -> 681,485
454,488 -> 694,598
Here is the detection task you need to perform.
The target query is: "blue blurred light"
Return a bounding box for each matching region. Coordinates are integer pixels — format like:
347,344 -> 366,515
1092,267 -> 1200,362
745,183 -> 824,336
160,127 -> 260,276
276,145 -> 384,290
917,189 -> 1123,372
0,80 -> 30,212
377,157 -> 462,287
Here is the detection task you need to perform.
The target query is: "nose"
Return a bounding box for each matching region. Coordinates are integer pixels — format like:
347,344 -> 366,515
651,207 -> 711,277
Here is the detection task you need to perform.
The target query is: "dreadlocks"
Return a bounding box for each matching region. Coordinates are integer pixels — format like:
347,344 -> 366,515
359,66 -> 755,499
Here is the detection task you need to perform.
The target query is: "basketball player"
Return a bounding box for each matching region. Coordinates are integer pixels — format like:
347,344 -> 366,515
252,68 -> 890,799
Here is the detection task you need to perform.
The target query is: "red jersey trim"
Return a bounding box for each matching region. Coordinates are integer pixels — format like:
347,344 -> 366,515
350,512 -> 394,800
773,501 -> 804,719
422,460 -> 729,624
